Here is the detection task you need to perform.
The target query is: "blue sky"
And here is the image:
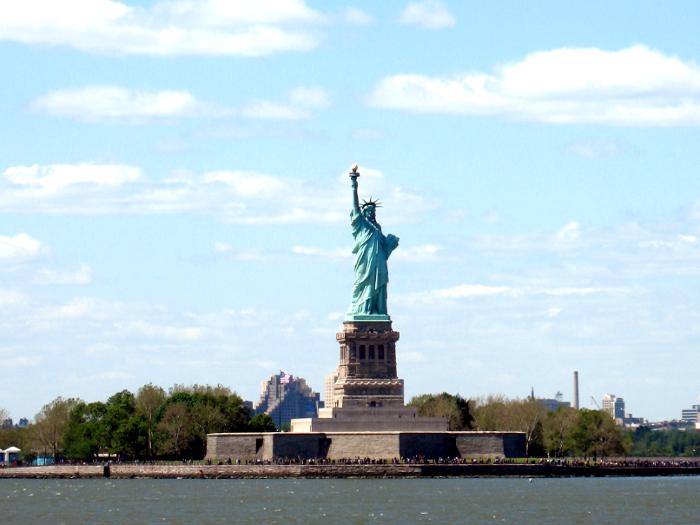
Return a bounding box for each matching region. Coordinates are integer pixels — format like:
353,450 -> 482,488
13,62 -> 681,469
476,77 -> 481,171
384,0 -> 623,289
2,0 -> 700,422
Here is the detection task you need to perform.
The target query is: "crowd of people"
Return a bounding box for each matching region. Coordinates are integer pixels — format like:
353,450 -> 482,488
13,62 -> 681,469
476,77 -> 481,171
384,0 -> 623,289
204,456 -> 700,467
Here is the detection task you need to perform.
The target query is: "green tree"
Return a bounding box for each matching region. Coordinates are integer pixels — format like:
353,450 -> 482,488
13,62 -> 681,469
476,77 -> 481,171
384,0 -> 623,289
249,413 -> 277,432
63,401 -> 108,460
101,390 -> 147,458
628,427 -> 700,457
155,385 -> 252,458
474,396 -> 547,456
157,402 -> 191,458
135,384 -> 166,459
543,407 -> 578,457
571,409 -> 626,458
0,409 -> 32,461
32,397 -> 80,460
408,393 -> 475,430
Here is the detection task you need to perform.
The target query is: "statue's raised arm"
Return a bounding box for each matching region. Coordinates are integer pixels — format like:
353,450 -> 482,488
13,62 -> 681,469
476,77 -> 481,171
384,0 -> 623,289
350,163 -> 360,212
346,164 -> 399,321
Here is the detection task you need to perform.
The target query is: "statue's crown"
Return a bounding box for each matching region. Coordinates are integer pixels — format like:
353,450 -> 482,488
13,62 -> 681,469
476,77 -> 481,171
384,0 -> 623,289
361,197 -> 381,209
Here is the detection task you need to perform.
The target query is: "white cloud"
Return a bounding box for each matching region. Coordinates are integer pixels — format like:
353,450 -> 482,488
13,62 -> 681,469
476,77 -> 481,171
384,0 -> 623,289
568,141 -> 622,159
43,297 -> 96,320
32,86 -> 207,122
3,164 -> 140,194
0,290 -> 27,307
415,284 -> 511,301
91,370 -> 132,381
123,320 -> 204,342
34,264 -> 93,285
32,85 -> 331,123
202,170 -> 291,197
242,87 -> 330,120
84,343 -> 120,356
523,287 -> 629,297
399,1 -> 455,30
555,221 -> 581,242
292,245 -> 351,258
214,242 -> 275,261
4,356 -> 43,367
0,0 -> 323,56
214,241 -> 233,253
0,233 -> 45,265
393,243 -> 442,261
369,45 -> 700,126
343,7 -> 373,26
547,307 -> 562,318
401,283 -> 630,304
0,163 -> 430,225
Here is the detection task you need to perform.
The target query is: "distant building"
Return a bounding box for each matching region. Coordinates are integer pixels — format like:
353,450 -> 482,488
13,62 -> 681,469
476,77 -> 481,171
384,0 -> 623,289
621,414 -> 645,428
255,371 -> 321,428
1,418 -> 12,429
16,418 -> 29,429
602,394 -> 625,420
538,391 -> 571,412
680,405 -> 700,424
324,370 -> 338,409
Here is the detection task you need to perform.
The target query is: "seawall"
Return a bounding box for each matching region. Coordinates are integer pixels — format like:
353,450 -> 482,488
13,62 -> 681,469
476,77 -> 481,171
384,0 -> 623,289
1,463 -> 699,479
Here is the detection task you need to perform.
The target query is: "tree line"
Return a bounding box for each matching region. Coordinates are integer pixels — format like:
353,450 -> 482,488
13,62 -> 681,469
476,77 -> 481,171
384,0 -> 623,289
409,393 -> 699,458
0,384 -> 275,462
2,389 -> 698,461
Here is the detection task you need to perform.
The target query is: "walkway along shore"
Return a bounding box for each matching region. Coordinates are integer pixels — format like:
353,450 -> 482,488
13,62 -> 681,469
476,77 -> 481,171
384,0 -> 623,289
1,463 -> 699,479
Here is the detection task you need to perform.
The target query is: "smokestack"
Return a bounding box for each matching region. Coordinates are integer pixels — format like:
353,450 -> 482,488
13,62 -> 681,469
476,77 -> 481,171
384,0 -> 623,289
573,370 -> 580,410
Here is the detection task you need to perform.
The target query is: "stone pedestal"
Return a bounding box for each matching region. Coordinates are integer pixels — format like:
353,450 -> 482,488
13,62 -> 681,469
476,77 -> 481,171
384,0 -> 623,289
333,320 -> 403,409
291,319 -> 448,433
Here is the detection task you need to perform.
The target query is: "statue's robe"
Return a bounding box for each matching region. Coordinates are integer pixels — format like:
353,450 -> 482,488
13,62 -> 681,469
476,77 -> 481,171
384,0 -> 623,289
348,208 -> 398,315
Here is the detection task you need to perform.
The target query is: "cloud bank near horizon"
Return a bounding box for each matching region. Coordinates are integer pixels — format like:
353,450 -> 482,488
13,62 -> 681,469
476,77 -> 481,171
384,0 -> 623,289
369,45 -> 700,126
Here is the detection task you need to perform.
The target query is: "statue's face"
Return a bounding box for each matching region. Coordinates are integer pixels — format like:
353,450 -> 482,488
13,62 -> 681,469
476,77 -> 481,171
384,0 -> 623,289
363,206 -> 376,221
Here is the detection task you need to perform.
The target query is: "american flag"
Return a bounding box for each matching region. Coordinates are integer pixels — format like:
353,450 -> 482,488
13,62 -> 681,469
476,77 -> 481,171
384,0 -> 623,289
280,371 -> 292,384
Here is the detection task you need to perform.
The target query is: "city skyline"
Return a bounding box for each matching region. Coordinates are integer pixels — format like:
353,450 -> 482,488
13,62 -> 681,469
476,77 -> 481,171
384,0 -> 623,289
2,1 -> 700,421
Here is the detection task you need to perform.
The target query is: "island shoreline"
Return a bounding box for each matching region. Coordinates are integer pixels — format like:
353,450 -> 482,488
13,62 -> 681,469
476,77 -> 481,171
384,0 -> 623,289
2,463 -> 699,479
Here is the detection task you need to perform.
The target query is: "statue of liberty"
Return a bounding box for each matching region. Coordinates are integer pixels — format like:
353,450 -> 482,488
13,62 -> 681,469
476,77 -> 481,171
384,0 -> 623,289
347,165 -> 399,319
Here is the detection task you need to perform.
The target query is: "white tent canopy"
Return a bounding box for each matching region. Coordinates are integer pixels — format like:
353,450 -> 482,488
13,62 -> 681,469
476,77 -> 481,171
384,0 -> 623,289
2,446 -> 20,463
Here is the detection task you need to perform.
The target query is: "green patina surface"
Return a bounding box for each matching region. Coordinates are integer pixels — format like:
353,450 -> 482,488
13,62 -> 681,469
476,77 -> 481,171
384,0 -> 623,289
346,167 -> 399,320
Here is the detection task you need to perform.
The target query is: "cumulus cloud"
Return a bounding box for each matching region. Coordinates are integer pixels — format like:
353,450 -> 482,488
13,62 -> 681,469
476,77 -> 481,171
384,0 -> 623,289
568,140 -> 622,159
399,1 -> 455,30
32,85 -> 331,123
241,87 -> 330,120
369,45 -> 700,126
34,264 -> 93,285
213,242 -> 276,261
0,289 -> 27,307
0,0 -> 323,56
3,164 -> 140,193
343,7 -> 373,26
214,241 -> 233,254
0,163 -> 430,224
393,244 -> 442,261
0,233 -> 46,266
125,320 -> 205,342
292,245 -> 351,258
400,283 -> 631,304
32,86 -> 208,122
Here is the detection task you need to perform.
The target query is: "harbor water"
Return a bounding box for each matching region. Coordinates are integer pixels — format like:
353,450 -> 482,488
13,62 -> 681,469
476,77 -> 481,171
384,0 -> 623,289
2,477 -> 699,524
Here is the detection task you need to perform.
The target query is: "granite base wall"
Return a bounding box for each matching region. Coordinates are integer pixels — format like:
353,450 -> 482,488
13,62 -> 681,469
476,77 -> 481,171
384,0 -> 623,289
207,431 -> 526,461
